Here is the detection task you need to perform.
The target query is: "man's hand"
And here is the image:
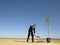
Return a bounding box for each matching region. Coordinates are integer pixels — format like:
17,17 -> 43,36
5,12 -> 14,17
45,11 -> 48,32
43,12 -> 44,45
29,32 -> 34,35
29,32 -> 31,34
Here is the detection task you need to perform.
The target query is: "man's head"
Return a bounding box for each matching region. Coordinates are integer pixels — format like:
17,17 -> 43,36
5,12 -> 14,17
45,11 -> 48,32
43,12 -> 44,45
33,24 -> 36,26
32,24 -> 36,29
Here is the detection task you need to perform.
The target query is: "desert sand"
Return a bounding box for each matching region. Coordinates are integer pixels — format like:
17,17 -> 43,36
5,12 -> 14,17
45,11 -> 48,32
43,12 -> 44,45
0,38 -> 60,45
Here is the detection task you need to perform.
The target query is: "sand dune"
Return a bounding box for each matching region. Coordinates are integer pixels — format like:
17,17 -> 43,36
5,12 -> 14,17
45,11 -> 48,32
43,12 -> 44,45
0,38 -> 60,45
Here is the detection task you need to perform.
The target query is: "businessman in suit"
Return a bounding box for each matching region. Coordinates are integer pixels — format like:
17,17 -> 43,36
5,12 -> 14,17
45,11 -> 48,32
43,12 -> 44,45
27,24 -> 36,42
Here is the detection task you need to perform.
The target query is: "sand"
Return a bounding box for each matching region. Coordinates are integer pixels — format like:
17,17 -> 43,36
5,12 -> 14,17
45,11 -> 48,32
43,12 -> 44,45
0,38 -> 60,45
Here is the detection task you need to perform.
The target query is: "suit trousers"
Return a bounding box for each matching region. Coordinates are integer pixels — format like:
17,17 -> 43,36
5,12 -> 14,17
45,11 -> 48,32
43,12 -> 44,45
27,32 -> 34,42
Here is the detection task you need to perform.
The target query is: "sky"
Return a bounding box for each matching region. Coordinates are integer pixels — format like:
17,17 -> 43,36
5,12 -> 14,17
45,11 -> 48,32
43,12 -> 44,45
0,0 -> 60,38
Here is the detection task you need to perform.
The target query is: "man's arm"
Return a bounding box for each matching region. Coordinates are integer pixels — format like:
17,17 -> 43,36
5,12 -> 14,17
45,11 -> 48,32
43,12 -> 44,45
34,28 -> 35,34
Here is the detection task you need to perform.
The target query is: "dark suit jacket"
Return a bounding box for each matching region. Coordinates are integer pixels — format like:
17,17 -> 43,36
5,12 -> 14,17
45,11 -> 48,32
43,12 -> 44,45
28,26 -> 35,34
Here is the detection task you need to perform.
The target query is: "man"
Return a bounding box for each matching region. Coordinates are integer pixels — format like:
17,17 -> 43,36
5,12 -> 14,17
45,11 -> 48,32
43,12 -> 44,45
27,24 -> 36,42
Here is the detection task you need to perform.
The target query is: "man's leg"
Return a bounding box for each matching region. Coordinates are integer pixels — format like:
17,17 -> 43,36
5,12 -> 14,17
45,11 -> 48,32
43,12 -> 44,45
27,33 -> 30,42
31,33 -> 34,42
